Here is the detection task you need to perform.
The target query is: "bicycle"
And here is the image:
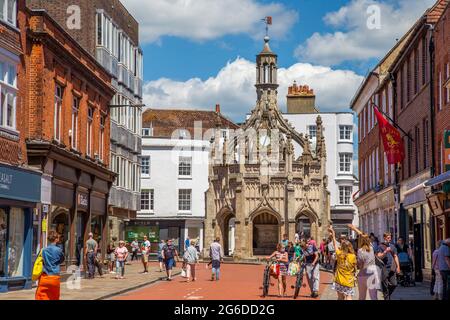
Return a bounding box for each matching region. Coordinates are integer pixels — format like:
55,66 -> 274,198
291,257 -> 307,299
261,257 -> 278,298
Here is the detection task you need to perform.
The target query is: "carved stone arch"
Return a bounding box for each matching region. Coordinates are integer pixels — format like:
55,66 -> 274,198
294,205 -> 320,224
215,206 -> 235,256
248,207 -> 283,226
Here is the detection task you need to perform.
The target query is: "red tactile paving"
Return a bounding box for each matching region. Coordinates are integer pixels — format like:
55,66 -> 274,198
113,263 -> 332,300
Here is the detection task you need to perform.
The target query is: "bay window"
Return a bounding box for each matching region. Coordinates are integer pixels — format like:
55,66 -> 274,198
0,0 -> 16,26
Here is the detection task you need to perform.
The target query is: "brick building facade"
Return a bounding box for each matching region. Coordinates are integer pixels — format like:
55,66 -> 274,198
428,2 -> 450,242
352,0 -> 449,282
25,0 -> 144,241
17,4 -> 116,269
0,0 -> 41,292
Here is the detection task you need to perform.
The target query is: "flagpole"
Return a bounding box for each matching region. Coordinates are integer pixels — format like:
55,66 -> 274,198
370,102 -> 413,141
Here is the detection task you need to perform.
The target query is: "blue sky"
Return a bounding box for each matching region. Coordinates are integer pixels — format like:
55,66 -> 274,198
122,0 -> 436,122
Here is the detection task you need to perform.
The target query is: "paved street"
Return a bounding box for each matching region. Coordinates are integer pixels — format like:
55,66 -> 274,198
0,261 -> 181,300
113,263 -> 332,300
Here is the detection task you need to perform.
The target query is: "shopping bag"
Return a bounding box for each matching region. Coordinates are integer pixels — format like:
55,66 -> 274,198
32,250 -> 43,281
269,263 -> 280,277
181,269 -> 187,277
288,262 -> 299,276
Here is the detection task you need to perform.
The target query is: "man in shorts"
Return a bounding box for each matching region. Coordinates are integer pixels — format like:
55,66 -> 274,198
162,239 -> 179,281
157,239 -> 166,272
377,232 -> 400,300
141,235 -> 151,274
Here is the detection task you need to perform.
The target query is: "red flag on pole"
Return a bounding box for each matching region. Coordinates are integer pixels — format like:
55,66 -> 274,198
266,16 -> 272,25
373,105 -> 405,164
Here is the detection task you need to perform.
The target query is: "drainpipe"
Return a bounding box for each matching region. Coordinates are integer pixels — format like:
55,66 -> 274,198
389,71 -> 403,241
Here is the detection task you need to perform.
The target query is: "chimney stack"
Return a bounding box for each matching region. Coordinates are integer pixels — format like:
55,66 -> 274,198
286,81 -> 318,114
215,104 -> 221,113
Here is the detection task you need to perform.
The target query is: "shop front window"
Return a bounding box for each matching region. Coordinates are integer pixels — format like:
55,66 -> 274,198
0,208 -> 7,277
8,208 -> 24,277
91,216 -> 103,244
52,211 -> 70,264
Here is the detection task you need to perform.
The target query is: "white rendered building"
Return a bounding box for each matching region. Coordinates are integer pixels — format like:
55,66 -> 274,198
135,107 -> 238,253
283,83 -> 359,236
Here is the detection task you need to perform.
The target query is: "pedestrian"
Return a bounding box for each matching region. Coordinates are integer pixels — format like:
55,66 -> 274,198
35,230 -> 65,300
114,240 -> 129,279
184,241 -> 199,282
281,234 -> 289,248
94,240 -> 104,277
141,235 -> 151,274
347,224 -> 379,300
162,239 -> 179,281
432,241 -> 444,300
376,232 -> 400,300
209,237 -> 224,281
300,239 -> 320,298
294,232 -> 300,244
369,233 -> 379,252
319,239 -> 326,265
294,241 -> 302,260
307,235 -> 317,247
396,237 -> 412,259
287,241 -> 295,262
266,243 -> 289,297
329,226 -> 357,300
85,232 -> 97,279
185,237 -> 190,251
158,239 -> 166,272
131,238 -> 139,261
107,237 -> 117,274
327,235 -> 340,271
436,238 -> 450,300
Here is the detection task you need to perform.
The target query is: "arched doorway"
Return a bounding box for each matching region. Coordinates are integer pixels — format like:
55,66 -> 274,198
217,209 -> 235,257
252,212 -> 279,256
295,210 -> 319,241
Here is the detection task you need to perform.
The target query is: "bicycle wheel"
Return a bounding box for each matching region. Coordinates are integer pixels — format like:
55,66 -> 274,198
293,269 -> 303,299
262,267 -> 270,297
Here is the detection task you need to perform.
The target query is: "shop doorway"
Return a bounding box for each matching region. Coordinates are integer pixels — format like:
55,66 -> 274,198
76,212 -> 87,267
52,211 -> 70,263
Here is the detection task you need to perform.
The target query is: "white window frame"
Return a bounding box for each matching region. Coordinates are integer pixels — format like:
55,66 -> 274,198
54,85 -> 63,141
141,189 -> 154,211
99,115 -> 105,161
339,125 -> 352,141
71,97 -> 79,150
339,153 -> 352,173
0,0 -> 17,27
307,125 -> 317,140
339,186 -> 352,205
178,189 -> 192,212
178,156 -> 192,178
142,127 -> 153,137
0,58 -> 17,131
87,106 -> 93,157
141,156 -> 150,176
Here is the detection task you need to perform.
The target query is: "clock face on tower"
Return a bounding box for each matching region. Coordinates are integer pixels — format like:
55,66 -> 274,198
259,134 -> 271,147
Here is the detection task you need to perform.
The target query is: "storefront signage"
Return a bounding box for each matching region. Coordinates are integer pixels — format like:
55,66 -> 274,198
0,164 -> 41,203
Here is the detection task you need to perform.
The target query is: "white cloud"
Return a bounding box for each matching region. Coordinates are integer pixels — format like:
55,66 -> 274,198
295,0 -> 436,66
143,57 -> 364,121
121,0 -> 298,43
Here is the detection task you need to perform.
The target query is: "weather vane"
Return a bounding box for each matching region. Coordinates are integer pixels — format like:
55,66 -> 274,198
261,16 -> 272,37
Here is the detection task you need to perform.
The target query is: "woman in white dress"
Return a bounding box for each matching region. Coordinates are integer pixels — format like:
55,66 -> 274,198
432,242 -> 444,300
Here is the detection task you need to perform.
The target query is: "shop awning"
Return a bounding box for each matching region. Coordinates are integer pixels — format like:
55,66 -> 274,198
424,171 -> 450,187
403,171 -> 450,198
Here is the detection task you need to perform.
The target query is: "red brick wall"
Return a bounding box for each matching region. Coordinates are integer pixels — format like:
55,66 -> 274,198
26,0 -> 140,56
0,10 -> 24,166
394,28 -> 433,183
434,4 -> 450,175
18,9 -> 114,166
